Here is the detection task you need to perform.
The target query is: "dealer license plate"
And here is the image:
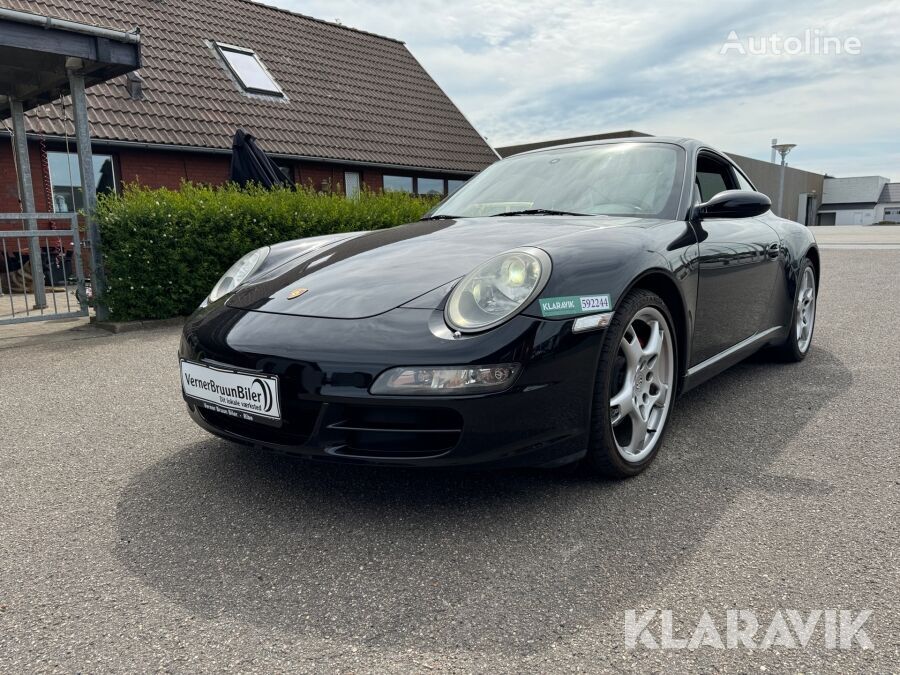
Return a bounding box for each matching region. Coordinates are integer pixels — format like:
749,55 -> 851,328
181,359 -> 281,427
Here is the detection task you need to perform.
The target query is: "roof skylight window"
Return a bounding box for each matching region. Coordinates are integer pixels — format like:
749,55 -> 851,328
214,42 -> 283,97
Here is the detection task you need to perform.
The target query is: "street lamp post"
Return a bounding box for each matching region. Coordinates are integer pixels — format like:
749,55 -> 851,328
772,142 -> 797,218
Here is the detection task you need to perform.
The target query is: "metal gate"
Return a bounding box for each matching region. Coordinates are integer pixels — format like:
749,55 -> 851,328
0,212 -> 89,325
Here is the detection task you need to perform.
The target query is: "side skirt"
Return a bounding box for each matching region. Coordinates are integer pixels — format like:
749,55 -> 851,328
681,326 -> 787,393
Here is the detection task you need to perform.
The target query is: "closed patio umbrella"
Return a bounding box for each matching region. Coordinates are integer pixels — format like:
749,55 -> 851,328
229,129 -> 294,188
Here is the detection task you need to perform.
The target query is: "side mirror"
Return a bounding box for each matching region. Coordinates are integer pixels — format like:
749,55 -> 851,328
694,190 -> 771,220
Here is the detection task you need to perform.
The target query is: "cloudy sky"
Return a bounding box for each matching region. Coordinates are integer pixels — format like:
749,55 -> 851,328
265,0 -> 900,178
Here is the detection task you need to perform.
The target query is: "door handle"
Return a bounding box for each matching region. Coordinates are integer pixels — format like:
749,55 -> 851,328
766,243 -> 780,259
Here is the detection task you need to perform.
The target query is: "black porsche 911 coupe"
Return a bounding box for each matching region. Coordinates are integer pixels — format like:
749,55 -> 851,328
179,137 -> 818,477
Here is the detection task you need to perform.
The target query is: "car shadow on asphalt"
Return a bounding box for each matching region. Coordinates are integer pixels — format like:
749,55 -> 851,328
114,347 -> 850,654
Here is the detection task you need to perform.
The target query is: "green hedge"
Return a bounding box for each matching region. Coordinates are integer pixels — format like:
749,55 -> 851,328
98,183 -> 439,321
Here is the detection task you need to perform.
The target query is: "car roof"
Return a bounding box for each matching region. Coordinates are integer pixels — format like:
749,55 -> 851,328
511,136 -> 711,157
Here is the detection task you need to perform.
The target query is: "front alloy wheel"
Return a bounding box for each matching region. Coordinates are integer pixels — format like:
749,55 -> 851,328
609,306 -> 675,462
586,289 -> 676,477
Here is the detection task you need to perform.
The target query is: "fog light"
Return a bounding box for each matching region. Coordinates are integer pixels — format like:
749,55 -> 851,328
370,364 -> 520,395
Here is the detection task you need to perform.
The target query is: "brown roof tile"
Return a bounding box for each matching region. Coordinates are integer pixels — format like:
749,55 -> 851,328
2,0 -> 497,173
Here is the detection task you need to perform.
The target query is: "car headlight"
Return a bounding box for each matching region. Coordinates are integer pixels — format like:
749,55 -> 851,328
445,247 -> 551,332
208,246 -> 270,303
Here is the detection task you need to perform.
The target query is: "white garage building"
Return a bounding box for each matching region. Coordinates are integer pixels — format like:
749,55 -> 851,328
817,176 -> 890,225
876,183 -> 900,223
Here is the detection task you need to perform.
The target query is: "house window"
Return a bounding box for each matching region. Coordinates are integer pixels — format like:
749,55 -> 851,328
214,42 -> 283,97
276,164 -> 293,182
447,179 -> 467,195
47,152 -> 116,213
417,177 -> 445,196
383,175 -> 413,193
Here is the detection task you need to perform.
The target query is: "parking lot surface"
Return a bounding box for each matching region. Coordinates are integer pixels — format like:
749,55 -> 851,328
1,247 -> 898,673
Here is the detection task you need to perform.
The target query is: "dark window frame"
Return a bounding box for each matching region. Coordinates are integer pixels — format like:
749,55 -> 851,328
416,176 -> 446,197
695,151 -> 738,203
212,41 -> 284,98
382,174 -> 474,197
447,178 -> 467,195
46,149 -> 118,213
383,174 -> 415,194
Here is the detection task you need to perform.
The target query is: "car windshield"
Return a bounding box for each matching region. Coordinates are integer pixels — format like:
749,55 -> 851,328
431,142 -> 684,219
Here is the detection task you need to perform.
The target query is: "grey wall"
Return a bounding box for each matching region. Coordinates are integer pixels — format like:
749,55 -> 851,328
728,153 -> 825,224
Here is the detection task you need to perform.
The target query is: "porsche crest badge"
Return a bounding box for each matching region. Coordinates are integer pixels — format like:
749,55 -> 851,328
286,288 -> 309,300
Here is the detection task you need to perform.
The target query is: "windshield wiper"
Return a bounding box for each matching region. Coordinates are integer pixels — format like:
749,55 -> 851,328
489,208 -> 590,217
420,214 -> 464,220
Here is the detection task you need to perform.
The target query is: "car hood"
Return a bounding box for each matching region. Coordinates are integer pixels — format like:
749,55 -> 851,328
227,216 -> 644,319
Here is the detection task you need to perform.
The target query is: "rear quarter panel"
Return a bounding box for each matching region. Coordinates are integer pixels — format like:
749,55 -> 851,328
756,212 -> 818,329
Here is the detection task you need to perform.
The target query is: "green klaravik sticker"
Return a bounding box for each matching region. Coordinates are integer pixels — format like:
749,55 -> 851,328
539,294 -> 612,318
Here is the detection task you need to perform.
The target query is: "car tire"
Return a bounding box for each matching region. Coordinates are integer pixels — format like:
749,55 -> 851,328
583,289 -> 677,478
772,259 -> 817,363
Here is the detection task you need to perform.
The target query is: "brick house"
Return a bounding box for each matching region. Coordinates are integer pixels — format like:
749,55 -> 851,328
0,0 -> 498,215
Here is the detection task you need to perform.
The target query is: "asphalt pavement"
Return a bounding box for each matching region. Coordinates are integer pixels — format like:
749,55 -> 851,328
1,246 -> 898,673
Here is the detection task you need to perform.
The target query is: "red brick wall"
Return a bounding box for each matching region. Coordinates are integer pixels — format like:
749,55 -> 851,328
297,163 -> 336,191
0,142 -> 22,213
361,172 -> 382,192
0,140 -> 53,213
116,148 -> 230,188
117,152 -> 391,194
117,151 -> 385,194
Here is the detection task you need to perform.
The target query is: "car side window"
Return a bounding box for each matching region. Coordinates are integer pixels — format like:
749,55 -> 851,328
734,169 -> 755,192
695,154 -> 737,202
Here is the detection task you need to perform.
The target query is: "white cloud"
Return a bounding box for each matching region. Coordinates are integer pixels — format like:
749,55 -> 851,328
265,0 -> 900,178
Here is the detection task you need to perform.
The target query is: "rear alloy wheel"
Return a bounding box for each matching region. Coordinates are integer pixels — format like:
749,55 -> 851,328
585,289 -> 676,478
773,259 -> 817,362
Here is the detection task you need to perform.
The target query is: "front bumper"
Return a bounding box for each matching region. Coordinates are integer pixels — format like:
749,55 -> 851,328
180,304 -> 605,468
